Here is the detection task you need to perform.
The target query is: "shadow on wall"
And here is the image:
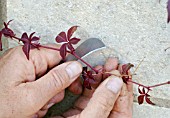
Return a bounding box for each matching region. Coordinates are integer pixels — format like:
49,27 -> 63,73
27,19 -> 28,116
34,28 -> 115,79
0,0 -> 8,55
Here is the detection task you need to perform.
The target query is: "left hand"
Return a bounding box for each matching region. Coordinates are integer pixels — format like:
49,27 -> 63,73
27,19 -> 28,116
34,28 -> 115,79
0,44 -> 82,118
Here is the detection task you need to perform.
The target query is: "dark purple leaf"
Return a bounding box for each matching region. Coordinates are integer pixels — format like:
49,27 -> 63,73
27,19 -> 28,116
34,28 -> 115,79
22,43 -> 30,60
29,32 -> 35,40
87,71 -> 94,79
83,79 -> 92,90
31,36 -> 40,41
56,32 -> 67,43
69,38 -> 80,44
6,20 -> 13,26
167,0 -> 170,23
21,33 -> 29,43
142,88 -> 146,94
67,26 -> 78,40
60,43 -> 67,59
4,22 -> 7,28
145,97 -> 155,105
82,67 -> 96,90
138,95 -> 145,105
0,32 -> 2,51
20,32 -> 40,60
138,87 -> 143,94
121,63 -> 134,74
1,20 -> 15,38
67,43 -> 74,51
88,78 -> 97,84
146,93 -> 150,97
1,26 -> 15,38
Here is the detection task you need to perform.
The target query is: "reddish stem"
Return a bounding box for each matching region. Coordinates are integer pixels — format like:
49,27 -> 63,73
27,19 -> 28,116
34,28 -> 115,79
72,51 -> 98,73
148,81 -> 170,89
128,80 -> 170,90
128,79 -> 150,89
12,36 -> 21,41
7,32 -> 170,90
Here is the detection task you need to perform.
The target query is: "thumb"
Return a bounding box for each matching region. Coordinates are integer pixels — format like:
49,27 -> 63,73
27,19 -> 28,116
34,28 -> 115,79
24,61 -> 82,109
80,71 -> 123,118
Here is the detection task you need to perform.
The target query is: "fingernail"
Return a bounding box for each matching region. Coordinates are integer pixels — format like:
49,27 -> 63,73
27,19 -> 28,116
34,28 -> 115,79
47,103 -> 55,109
66,62 -> 82,80
106,77 -> 123,93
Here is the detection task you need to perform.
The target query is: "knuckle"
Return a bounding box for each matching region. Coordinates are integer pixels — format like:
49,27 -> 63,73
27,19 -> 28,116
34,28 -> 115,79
50,69 -> 68,89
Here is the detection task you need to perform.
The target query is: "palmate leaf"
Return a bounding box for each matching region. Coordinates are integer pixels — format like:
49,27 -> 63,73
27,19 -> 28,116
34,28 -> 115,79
56,26 -> 81,60
138,95 -> 145,105
145,97 -> 155,105
59,43 -> 67,59
21,33 -> 29,43
82,67 -> 96,90
20,32 -> 40,60
22,43 -> 30,60
55,32 -> 67,43
69,38 -> 81,44
138,87 -> 143,94
1,20 -> 15,38
142,87 -> 146,94
67,26 -> 78,40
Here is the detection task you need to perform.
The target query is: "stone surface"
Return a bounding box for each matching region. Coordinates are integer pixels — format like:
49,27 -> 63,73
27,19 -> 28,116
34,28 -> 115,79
0,0 -> 8,54
133,102 -> 170,118
4,0 -> 170,117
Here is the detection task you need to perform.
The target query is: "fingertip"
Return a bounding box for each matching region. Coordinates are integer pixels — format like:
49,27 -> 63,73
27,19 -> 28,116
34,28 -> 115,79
103,57 -> 119,80
92,65 -> 103,88
68,77 -> 83,95
62,108 -> 81,117
104,57 -> 119,71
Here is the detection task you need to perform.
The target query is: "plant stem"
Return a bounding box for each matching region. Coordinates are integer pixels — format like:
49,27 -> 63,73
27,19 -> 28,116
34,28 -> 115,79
72,51 -> 98,73
128,80 -> 170,90
148,81 -> 170,89
13,36 -> 21,41
127,79 -> 150,89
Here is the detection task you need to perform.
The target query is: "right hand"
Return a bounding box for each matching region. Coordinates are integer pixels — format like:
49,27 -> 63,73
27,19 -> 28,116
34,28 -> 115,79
53,57 -> 133,118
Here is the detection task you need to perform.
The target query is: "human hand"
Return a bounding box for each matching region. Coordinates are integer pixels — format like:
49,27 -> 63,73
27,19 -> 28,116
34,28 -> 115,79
52,58 -> 133,118
0,44 -> 83,118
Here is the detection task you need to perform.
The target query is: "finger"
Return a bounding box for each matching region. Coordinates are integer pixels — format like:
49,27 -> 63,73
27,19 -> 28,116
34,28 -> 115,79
103,57 -> 119,80
29,44 -> 63,77
74,66 -> 103,110
77,71 -> 123,118
68,77 -> 83,95
41,90 -> 65,110
109,74 -> 133,118
109,84 -> 133,118
37,109 -> 48,118
62,108 -> 81,117
83,65 -> 103,98
127,72 -> 133,92
74,96 -> 90,110
18,61 -> 82,112
4,44 -> 63,83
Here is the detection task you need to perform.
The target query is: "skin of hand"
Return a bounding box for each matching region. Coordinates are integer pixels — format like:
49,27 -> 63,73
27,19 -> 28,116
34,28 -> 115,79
52,58 -> 133,118
0,44 -> 133,118
0,44 -> 83,118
